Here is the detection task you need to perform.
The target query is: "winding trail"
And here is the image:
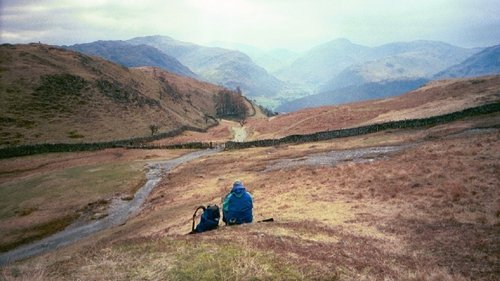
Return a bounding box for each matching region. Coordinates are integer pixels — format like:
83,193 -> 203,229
232,126 -> 247,142
0,149 -> 220,266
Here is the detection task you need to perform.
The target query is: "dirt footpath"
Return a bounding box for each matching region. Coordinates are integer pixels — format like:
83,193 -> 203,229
231,126 -> 247,142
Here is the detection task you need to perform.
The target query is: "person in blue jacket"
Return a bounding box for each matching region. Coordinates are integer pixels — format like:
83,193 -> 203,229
222,180 -> 253,225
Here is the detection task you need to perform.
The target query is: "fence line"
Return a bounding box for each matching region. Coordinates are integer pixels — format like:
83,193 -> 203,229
1,102 -> 498,158
0,124 -> 218,159
224,102 -> 500,150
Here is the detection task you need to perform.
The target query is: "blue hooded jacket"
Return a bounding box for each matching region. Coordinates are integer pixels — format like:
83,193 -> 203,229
223,181 -> 253,225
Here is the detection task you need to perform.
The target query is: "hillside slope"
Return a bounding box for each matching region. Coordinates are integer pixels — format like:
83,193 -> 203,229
434,44 -> 500,79
275,38 -> 369,89
66,40 -> 197,78
4,117 -> 498,280
0,43 -> 240,147
208,41 -> 300,73
127,35 -> 285,98
247,75 -> 500,139
278,79 -> 429,112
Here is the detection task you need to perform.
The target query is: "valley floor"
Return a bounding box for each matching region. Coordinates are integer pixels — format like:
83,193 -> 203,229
1,114 -> 499,280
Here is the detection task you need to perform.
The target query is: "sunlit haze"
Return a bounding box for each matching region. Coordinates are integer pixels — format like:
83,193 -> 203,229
1,0 -> 499,51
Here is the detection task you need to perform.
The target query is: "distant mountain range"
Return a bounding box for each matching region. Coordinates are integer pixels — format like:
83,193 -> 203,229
272,40 -> 499,111
434,44 -> 500,79
67,40 -> 197,78
277,78 -> 429,112
208,41 -> 300,73
275,38 -> 369,89
318,41 -> 479,92
275,39 -> 478,91
126,36 -> 285,98
61,35 -> 499,111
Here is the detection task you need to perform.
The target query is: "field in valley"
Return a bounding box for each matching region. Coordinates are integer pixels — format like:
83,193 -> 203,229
1,111 -> 498,280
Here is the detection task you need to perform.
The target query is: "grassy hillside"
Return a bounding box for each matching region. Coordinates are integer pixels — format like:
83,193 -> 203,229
247,75 -> 500,140
127,36 -> 285,98
67,40 -> 197,78
277,78 -> 429,112
2,114 -> 498,280
0,70 -> 498,279
0,149 -> 189,254
434,44 -> 500,79
0,43 -> 245,148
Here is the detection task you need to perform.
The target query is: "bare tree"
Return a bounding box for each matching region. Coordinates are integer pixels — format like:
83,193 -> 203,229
149,124 -> 159,135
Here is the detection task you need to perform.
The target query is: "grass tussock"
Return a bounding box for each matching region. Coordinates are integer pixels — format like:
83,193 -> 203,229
1,263 -> 46,281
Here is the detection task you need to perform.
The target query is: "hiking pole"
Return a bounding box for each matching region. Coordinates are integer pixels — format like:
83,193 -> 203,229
257,218 -> 274,223
190,206 -> 206,234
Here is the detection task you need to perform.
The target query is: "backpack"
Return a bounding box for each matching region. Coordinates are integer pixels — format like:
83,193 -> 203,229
191,204 -> 220,234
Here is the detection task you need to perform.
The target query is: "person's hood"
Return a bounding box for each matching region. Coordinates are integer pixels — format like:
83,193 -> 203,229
231,182 -> 246,195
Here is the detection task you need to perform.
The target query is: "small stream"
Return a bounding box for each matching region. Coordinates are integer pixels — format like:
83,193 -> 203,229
0,149 -> 220,265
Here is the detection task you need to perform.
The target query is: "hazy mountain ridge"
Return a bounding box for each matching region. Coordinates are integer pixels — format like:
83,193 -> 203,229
275,38 -> 370,89
56,36 -> 497,111
277,39 -> 478,92
127,35 -> 285,98
0,43 -> 240,147
434,44 -> 500,79
320,41 -> 479,92
277,78 -> 429,112
271,39 -> 484,111
66,40 -> 197,78
208,41 -> 300,73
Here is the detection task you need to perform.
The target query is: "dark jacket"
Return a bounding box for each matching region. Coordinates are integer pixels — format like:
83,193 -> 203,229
222,182 -> 253,225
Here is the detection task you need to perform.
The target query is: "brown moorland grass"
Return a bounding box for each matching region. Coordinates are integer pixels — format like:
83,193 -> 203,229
245,75 -> 500,140
149,120 -> 237,146
0,44 -> 241,147
4,115 -> 498,280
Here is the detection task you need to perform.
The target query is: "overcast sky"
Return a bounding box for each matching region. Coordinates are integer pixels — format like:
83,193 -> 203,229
1,0 -> 499,51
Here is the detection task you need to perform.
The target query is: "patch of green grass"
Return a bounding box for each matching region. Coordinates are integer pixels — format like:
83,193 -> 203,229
168,242 -> 305,281
0,162 -> 145,219
0,161 -> 146,250
51,238 -> 310,281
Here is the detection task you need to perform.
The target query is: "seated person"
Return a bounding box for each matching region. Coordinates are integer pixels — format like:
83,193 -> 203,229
222,180 -> 253,225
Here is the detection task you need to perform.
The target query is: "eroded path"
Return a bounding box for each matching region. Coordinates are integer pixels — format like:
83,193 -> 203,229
265,144 -> 413,171
0,149 -> 220,265
231,126 -> 247,142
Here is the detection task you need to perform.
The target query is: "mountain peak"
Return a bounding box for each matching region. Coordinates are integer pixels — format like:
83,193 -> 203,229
330,38 -> 352,44
309,38 -> 366,54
